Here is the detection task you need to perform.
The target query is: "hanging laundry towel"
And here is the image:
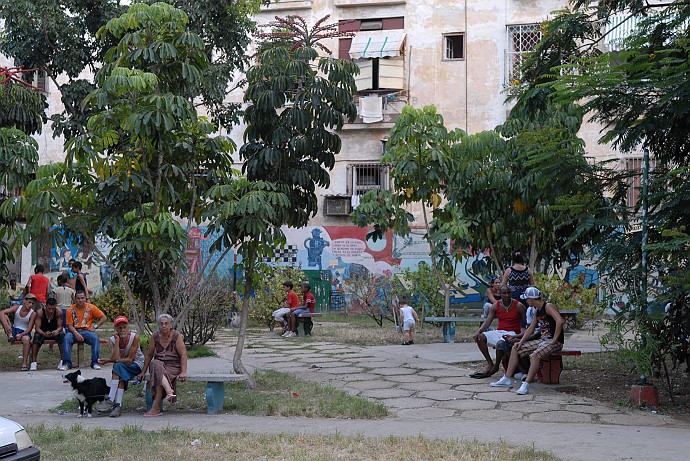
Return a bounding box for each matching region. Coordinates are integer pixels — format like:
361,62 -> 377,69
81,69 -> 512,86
351,194 -> 361,210
361,95 -> 383,123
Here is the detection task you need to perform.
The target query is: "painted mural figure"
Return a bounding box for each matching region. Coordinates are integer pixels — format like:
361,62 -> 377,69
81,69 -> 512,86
304,228 -> 330,270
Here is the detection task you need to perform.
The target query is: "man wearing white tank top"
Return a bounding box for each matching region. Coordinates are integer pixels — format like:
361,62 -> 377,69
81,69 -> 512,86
1,293 -> 37,371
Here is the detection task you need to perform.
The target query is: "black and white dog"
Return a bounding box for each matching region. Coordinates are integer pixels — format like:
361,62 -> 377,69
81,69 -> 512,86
63,370 -> 110,417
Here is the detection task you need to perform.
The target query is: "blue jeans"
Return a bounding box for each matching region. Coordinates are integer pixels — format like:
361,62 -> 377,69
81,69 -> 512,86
63,329 -> 100,367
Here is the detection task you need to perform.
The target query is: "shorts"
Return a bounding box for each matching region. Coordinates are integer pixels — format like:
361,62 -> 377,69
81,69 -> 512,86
113,362 -> 143,390
272,307 -> 291,321
292,308 -> 311,316
516,339 -> 563,361
403,319 -> 416,331
11,327 -> 30,340
33,332 -> 65,346
482,330 -> 517,348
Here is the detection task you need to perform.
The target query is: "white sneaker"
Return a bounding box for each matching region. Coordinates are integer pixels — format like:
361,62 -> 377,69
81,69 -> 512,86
29,362 -> 37,371
57,364 -> 69,371
284,331 -> 295,338
490,375 -> 513,387
281,331 -> 290,337
57,361 -> 64,370
517,382 -> 530,395
513,372 -> 526,380
91,363 -> 102,370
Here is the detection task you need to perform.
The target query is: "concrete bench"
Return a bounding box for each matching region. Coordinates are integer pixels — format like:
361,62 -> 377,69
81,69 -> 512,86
424,316 -> 490,343
296,312 -> 322,336
12,338 -> 107,368
143,373 -> 248,414
537,350 -> 582,384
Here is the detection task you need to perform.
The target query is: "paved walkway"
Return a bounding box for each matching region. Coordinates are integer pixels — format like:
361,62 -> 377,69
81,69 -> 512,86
2,326 -> 689,461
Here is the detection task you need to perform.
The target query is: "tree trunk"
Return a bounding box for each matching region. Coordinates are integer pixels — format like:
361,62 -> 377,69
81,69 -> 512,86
529,233 -> 538,273
233,247 -> 256,388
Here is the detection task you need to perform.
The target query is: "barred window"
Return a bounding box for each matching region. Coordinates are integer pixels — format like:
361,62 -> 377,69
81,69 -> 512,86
349,163 -> 390,196
506,24 -> 542,84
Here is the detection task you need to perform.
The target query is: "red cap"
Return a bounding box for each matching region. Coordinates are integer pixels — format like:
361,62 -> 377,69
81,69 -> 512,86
113,316 -> 129,326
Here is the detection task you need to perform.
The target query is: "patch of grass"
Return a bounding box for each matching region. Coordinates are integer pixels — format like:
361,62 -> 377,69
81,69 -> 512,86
54,370 -> 387,419
186,344 -> 216,358
27,424 -> 561,461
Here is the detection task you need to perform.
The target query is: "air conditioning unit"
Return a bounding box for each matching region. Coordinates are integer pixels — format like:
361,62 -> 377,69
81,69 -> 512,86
324,196 -> 352,217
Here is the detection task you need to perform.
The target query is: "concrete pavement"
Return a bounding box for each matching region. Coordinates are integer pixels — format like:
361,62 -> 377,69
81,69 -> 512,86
2,325 -> 689,461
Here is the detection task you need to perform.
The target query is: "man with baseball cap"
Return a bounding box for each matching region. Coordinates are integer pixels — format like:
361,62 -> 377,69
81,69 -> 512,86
490,286 -> 565,395
96,315 -> 145,417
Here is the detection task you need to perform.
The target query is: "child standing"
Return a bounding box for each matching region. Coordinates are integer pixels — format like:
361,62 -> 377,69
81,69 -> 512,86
399,298 -> 419,345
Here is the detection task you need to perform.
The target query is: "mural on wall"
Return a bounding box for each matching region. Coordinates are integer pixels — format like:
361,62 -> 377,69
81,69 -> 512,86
38,225 -> 599,312
45,231 -> 114,294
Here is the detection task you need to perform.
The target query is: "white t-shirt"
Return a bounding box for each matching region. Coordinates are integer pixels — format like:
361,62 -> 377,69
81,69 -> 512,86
400,305 -> 416,323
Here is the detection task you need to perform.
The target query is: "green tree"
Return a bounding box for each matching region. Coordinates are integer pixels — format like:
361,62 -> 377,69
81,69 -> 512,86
205,15 -> 358,378
0,0 -> 263,138
352,105 -> 470,316
0,66 -> 45,285
510,1 -> 690,392
16,2 -> 235,334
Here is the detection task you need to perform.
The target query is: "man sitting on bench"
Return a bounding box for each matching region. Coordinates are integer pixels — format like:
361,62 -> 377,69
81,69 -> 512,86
470,285 -> 526,379
59,291 -> 107,371
30,297 -> 65,371
286,282 -> 316,337
490,286 -> 565,395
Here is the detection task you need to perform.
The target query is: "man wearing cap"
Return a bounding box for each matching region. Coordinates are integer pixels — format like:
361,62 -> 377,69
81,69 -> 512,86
60,291 -> 107,371
470,284 -> 527,378
96,316 -> 145,417
30,297 -> 65,371
490,286 -> 565,395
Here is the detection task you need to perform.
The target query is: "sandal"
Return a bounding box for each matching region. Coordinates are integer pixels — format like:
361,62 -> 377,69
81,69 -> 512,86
470,371 -> 493,379
164,393 -> 176,403
143,411 -> 163,417
21,366 -> 29,371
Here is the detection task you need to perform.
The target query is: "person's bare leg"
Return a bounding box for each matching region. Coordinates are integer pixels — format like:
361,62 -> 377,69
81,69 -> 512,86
525,351 -> 542,383
503,346 -> 522,378
149,385 -> 163,414
161,376 -> 175,400
475,334 -> 494,372
21,336 -> 30,368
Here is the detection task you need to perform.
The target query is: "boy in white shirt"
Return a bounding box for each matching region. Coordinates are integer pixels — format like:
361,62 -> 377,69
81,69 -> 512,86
398,297 -> 419,345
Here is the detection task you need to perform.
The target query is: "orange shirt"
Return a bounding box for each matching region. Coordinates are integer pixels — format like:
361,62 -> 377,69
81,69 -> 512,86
66,303 -> 105,329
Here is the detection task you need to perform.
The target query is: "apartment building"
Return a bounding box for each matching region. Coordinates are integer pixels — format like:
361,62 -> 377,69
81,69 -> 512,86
6,1 -> 637,307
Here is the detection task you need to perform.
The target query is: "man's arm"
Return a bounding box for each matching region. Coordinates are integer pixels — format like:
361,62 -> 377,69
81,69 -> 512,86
56,309 -> 63,333
545,303 -> 565,344
516,315 -> 538,349
34,311 -> 46,336
0,306 -> 18,336
474,305 -> 496,339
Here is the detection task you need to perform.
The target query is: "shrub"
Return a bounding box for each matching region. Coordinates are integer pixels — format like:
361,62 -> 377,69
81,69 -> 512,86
89,285 -> 133,319
241,265 -> 307,329
534,273 -> 601,325
168,274 -> 233,347
396,262 -> 448,316
341,272 -> 397,326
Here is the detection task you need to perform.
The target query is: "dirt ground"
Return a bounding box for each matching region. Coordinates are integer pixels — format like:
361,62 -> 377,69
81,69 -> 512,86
561,364 -> 690,424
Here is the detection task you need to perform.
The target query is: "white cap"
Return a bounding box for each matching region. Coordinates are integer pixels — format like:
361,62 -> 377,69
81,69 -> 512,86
520,286 -> 542,300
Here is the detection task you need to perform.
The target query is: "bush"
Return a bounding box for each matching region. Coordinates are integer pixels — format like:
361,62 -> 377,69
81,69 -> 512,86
168,275 -> 233,347
89,285 -> 133,319
396,262 -> 448,316
241,265 -> 307,329
534,273 -> 601,325
342,272 -> 397,326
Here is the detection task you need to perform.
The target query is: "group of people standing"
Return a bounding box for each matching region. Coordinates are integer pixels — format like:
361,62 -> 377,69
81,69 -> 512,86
472,250 -> 566,395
